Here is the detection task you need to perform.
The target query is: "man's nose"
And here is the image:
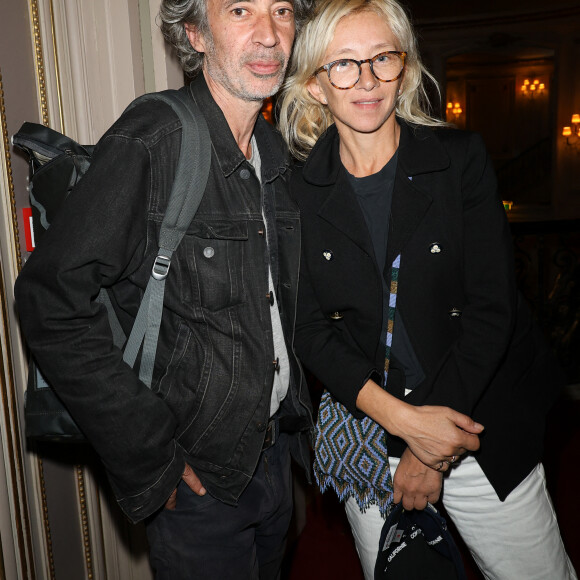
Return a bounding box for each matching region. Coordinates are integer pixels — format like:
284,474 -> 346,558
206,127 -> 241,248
252,13 -> 279,47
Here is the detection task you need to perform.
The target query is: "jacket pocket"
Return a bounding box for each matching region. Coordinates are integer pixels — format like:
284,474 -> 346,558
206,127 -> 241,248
154,321 -> 208,412
182,220 -> 248,311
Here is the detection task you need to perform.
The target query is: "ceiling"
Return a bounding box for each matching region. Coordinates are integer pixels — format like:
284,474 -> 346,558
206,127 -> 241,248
447,48 -> 555,66
402,0 -> 580,21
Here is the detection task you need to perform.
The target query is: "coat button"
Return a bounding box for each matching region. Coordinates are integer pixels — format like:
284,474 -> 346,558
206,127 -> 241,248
323,250 -> 334,261
273,358 -> 280,372
257,422 -> 266,432
203,247 -> 215,258
330,311 -> 344,320
258,229 -> 265,237
449,308 -> 462,318
267,291 -> 275,306
430,242 -> 442,254
240,168 -> 251,180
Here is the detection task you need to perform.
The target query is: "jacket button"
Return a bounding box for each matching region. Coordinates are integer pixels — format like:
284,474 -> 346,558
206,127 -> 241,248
430,242 -> 442,254
267,291 -> 275,306
257,422 -> 266,432
449,308 -> 462,318
240,168 -> 251,180
273,358 -> 280,372
258,229 -> 265,237
203,247 -> 215,258
330,311 -> 343,320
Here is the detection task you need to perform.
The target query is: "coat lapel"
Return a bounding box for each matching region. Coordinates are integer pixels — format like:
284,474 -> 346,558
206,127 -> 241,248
303,121 -> 451,265
386,122 -> 450,266
303,126 -> 375,256
385,169 -> 432,266
317,172 -> 375,256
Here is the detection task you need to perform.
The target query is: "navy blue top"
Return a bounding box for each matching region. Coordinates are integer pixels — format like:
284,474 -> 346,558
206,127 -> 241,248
347,152 -> 424,391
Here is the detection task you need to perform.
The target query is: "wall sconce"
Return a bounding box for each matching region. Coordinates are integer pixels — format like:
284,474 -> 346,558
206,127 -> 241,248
446,101 -> 463,121
562,113 -> 580,150
261,97 -> 273,124
520,78 -> 545,98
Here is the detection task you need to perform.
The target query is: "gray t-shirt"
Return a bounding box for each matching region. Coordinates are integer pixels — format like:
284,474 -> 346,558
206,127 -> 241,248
248,135 -> 289,416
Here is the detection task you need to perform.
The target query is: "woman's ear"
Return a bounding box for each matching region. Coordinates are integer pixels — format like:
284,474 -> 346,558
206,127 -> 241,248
185,22 -> 205,53
307,76 -> 328,105
397,70 -> 406,95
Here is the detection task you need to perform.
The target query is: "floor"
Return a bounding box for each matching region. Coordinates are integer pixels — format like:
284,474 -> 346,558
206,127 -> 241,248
283,385 -> 580,579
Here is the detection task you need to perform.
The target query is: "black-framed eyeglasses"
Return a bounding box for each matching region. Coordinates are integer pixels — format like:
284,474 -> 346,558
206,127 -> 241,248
313,51 -> 407,90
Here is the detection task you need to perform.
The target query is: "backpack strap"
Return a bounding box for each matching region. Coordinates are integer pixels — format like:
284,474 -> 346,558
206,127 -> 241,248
122,89 -> 211,387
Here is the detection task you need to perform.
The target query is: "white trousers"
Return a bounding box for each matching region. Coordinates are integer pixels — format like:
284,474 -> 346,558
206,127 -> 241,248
345,455 -> 577,580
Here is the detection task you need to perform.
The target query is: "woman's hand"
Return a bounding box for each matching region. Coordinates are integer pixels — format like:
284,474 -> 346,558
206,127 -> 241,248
393,448 -> 443,510
388,400 -> 483,470
356,380 -> 483,470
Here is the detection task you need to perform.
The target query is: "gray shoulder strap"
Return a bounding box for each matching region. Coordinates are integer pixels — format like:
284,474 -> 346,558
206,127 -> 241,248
122,89 -> 211,387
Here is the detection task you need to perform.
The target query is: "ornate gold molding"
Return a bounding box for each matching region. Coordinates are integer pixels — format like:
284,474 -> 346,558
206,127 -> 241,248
27,1 -> 94,576
0,530 -> 6,580
76,466 -> 95,580
28,0 -> 50,127
24,4 -> 57,573
37,458 -> 56,580
0,68 -> 35,580
48,0 -> 65,131
0,73 -> 22,272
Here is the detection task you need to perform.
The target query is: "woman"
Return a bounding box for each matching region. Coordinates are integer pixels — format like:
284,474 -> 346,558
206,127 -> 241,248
279,0 -> 577,578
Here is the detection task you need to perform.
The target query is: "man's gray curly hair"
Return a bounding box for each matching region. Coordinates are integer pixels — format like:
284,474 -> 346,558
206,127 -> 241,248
159,0 -> 315,76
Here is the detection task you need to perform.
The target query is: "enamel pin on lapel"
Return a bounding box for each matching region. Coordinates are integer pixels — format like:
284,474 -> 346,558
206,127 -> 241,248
323,250 -> 334,261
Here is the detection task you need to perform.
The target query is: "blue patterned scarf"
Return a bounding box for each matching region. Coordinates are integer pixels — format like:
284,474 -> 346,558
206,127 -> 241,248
314,255 -> 400,515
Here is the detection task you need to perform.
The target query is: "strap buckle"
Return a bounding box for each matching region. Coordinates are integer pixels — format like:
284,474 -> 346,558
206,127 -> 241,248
152,254 -> 171,280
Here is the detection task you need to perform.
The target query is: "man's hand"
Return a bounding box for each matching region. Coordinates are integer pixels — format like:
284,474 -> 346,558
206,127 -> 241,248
393,448 -> 443,510
165,463 -> 206,510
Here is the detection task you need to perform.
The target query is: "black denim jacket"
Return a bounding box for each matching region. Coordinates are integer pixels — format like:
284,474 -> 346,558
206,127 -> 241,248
15,75 -> 312,523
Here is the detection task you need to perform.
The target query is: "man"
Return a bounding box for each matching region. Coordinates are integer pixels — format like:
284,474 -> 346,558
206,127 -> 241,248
15,0 -> 313,577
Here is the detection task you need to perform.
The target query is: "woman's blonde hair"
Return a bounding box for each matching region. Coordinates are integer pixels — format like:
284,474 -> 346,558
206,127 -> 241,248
278,0 -> 447,160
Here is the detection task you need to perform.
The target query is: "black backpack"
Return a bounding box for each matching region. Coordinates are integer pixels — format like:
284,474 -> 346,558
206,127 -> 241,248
13,88 -> 211,442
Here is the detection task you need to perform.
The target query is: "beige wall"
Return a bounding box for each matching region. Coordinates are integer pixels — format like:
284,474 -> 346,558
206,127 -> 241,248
0,1 -> 181,578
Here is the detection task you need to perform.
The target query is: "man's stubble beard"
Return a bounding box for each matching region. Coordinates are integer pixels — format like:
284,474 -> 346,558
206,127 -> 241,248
203,32 -> 288,103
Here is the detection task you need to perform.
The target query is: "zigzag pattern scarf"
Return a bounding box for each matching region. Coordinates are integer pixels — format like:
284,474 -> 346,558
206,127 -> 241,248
314,254 -> 400,515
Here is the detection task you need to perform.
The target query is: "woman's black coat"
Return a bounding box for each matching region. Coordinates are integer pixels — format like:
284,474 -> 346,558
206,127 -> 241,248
292,121 -> 563,500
